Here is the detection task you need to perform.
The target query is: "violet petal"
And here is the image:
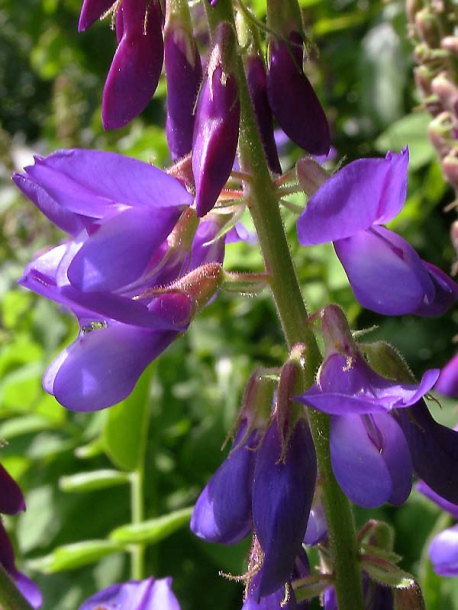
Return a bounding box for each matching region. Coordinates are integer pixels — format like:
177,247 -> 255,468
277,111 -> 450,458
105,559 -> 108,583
429,524 -> 458,577
297,149 -> 409,245
252,419 -> 316,599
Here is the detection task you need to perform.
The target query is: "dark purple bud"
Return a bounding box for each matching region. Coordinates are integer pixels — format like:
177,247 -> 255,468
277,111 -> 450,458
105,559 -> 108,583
78,0 -> 115,31
165,25 -> 203,160
267,32 -> 330,155
191,421 -> 259,544
395,400 -> 458,504
246,55 -> 282,174
102,0 -> 164,129
0,464 -> 25,515
192,22 -> 240,217
252,418 -> 317,599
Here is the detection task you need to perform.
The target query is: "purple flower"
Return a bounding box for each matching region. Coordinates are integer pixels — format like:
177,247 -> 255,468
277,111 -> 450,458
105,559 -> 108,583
246,54 -> 282,174
396,401 -> 458,504
0,521 -> 42,608
297,149 -> 458,316
79,576 -> 180,610
418,482 -> 458,576
296,350 -> 438,508
267,32 -> 330,156
78,0 -> 115,31
434,352 -> 458,397
0,463 -> 25,515
102,0 -> 164,129
14,150 -> 226,411
191,416 -> 317,601
164,22 -> 202,161
192,22 -> 240,217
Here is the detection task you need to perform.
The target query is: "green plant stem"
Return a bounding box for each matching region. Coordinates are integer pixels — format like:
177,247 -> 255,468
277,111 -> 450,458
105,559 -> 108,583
130,468 -> 146,580
0,564 -> 34,610
204,1 -> 364,607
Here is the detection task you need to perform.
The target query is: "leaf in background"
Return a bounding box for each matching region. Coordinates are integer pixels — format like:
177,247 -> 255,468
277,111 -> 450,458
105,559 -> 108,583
27,540 -> 124,573
103,365 -> 153,472
109,507 -> 192,545
59,470 -> 130,493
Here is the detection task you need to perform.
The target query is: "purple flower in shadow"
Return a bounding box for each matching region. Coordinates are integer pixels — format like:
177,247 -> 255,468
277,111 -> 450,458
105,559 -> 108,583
297,149 -> 458,316
79,576 -> 180,610
296,353 -> 438,508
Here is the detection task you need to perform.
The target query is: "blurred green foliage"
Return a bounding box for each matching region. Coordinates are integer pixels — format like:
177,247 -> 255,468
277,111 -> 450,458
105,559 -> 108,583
2,0 -> 458,608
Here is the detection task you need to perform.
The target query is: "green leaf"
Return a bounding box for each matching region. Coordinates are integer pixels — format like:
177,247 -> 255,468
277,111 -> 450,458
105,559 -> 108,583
103,365 -> 153,471
59,469 -> 130,493
27,540 -> 124,573
109,507 -> 193,545
374,112 -> 436,170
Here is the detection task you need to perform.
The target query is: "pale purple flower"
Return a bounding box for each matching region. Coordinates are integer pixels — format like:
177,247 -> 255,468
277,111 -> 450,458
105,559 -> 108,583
297,149 -> 458,316
79,576 -> 180,610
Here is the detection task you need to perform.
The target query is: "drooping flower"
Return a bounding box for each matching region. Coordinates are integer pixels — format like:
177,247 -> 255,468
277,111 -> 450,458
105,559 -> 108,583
267,32 -> 330,156
295,305 -> 439,508
102,0 -> 164,129
14,149 -> 226,411
192,371 -> 317,602
164,13 -> 202,161
192,22 -> 240,217
0,464 -> 42,608
79,576 -> 180,610
418,481 -> 458,576
297,149 -> 458,316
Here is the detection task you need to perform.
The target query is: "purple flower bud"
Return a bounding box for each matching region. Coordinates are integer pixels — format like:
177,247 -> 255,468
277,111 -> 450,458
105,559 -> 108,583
192,22 -> 240,217
79,576 -> 180,610
78,0 -> 115,31
165,24 -> 203,160
102,0 -> 164,129
252,418 -> 317,599
191,421 -> 259,544
435,352 -> 458,397
0,464 -> 25,515
246,55 -> 282,174
429,524 -> 458,576
267,32 -> 330,155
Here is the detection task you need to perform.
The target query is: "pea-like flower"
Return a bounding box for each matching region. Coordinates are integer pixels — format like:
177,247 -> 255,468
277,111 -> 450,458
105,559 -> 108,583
79,576 -> 180,610
14,149 -> 226,411
297,148 -> 458,316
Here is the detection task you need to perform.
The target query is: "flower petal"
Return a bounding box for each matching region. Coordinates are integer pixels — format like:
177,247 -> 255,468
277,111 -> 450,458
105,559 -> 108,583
67,206 -> 183,292
297,149 -> 409,245
334,227 -> 434,315
190,422 -> 257,545
102,0 -> 164,129
429,524 -> 458,577
395,400 -> 458,504
253,419 -> 316,599
0,464 -> 25,515
45,324 -> 178,411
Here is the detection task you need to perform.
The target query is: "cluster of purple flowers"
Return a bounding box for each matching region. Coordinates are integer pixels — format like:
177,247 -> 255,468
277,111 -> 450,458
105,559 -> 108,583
0,464 -> 41,608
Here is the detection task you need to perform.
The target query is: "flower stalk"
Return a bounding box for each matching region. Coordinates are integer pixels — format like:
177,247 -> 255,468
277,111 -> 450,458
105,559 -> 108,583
205,1 -> 364,608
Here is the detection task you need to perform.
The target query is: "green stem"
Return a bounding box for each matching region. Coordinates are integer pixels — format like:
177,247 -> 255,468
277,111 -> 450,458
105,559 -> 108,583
130,468 -> 145,580
205,1 -> 364,608
0,564 -> 34,610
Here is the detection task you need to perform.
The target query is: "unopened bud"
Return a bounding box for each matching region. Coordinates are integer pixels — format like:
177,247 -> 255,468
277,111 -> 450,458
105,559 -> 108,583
432,73 -> 458,115
321,304 -> 355,358
414,66 -> 434,98
393,582 -> 426,610
415,9 -> 440,47
443,150 -> 458,189
406,0 -> 423,23
171,262 -> 223,311
296,157 -> 330,196
441,36 -> 458,56
428,111 -> 454,157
